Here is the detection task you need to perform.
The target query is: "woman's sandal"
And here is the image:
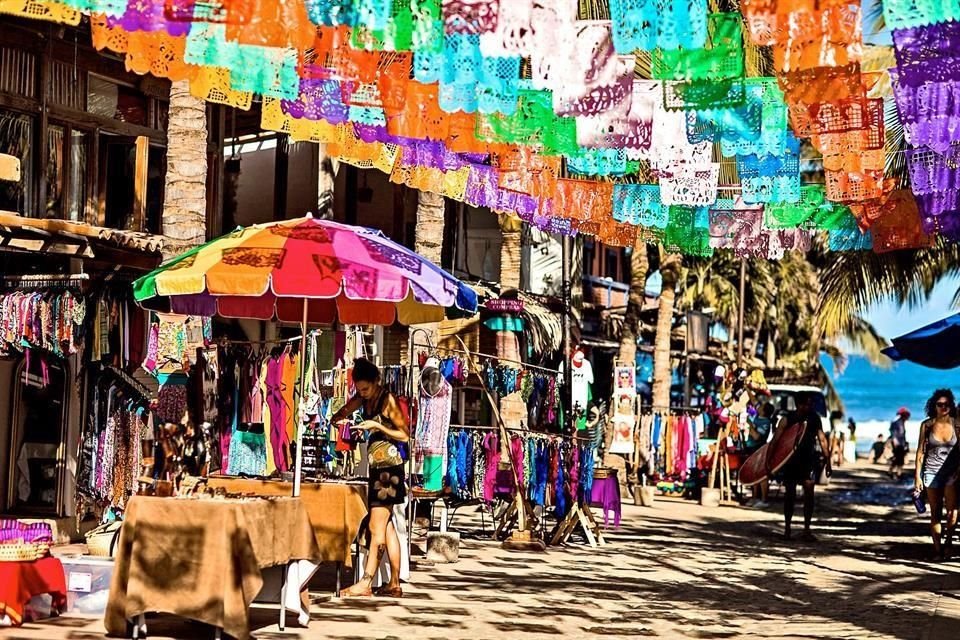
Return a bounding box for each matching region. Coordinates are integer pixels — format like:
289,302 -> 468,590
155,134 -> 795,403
373,584 -> 404,598
340,575 -> 375,598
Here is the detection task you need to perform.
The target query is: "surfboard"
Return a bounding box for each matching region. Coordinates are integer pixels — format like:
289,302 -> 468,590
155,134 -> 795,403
738,445 -> 769,486
767,421 -> 808,475
737,421 -> 808,486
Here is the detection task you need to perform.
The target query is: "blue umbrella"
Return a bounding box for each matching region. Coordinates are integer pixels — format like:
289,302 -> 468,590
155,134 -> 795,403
883,312 -> 960,369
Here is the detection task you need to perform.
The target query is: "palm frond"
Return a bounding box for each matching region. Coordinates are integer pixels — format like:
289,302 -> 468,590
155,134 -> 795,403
817,243 -> 960,341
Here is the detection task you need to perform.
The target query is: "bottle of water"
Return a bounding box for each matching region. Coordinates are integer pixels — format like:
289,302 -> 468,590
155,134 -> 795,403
914,488 -> 926,514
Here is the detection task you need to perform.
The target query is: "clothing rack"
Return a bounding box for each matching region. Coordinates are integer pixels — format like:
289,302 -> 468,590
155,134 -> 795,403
412,342 -> 559,377
93,363 -> 153,401
217,330 -> 321,346
642,405 -> 703,415
450,424 -> 596,443
1,274 -> 91,292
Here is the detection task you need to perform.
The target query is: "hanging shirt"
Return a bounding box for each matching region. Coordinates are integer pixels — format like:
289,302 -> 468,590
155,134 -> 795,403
569,359 -> 594,411
416,377 -> 452,458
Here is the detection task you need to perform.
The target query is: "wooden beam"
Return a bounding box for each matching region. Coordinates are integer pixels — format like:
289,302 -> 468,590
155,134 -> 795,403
37,26 -> 51,219
0,237 -> 94,258
392,182 -> 405,243
207,105 -> 225,239
273,134 -> 288,221
344,165 -> 358,225
87,242 -> 162,271
48,105 -> 166,144
94,129 -> 106,227
0,93 -> 41,115
133,136 -> 149,232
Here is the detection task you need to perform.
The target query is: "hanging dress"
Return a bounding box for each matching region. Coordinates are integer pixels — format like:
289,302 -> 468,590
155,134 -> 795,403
265,355 -> 290,472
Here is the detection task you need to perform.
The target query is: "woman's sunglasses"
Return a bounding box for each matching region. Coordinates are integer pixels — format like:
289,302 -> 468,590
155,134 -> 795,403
937,401 -> 953,408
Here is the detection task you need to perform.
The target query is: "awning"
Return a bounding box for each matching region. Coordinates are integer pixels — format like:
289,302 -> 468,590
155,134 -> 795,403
0,211 -> 165,270
518,292 -> 567,358
883,312 -> 960,369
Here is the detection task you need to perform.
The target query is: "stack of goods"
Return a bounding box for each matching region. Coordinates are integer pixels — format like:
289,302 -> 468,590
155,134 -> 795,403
0,520 -> 53,562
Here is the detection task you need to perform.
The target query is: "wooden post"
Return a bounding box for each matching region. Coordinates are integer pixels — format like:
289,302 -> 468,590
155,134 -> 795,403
273,134 -> 289,221
133,136 -> 149,232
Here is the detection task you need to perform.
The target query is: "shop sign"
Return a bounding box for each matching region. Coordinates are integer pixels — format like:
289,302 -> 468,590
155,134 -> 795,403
486,298 -> 524,313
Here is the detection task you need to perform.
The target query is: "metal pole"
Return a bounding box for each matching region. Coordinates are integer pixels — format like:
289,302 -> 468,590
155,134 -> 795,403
561,234 -> 572,427
737,258 -> 746,370
405,327 -> 416,571
292,298 -> 308,497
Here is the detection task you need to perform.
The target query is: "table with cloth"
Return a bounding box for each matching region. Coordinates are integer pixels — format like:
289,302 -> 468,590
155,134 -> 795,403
105,496 -> 320,640
0,556 -> 67,625
205,477 -> 367,568
589,469 -> 622,529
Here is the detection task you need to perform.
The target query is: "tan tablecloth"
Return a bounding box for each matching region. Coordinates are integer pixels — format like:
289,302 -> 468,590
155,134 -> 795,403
206,477 -> 368,567
105,496 -> 320,640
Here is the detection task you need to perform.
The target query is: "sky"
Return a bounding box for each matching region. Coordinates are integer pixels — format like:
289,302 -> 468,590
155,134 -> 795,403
861,275 -> 960,340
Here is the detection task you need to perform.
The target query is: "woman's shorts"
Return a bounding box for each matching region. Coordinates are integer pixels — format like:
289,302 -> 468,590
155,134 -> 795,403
368,463 -> 407,507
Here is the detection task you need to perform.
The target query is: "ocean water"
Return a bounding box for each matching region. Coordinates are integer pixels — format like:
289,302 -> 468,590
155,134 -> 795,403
824,355 -> 960,455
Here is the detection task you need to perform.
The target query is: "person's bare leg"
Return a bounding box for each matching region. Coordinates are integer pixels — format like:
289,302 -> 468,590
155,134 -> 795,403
385,520 -> 402,588
801,480 -> 816,539
784,481 -> 797,539
760,478 -> 769,502
928,487 -> 945,559
944,484 -> 958,557
343,507 -> 390,595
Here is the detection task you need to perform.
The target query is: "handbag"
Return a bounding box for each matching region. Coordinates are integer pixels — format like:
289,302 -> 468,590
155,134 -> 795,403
368,438 -> 404,469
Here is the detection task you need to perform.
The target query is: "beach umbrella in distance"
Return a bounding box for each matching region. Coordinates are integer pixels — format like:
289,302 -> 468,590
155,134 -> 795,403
882,312 -> 960,369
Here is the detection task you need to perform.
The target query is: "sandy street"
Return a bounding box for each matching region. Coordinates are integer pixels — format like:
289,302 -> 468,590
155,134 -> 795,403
5,460 -> 959,640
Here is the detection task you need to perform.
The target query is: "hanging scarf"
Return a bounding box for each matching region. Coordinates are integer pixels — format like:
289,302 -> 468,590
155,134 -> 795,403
482,432 -> 500,503
554,443 -> 567,518
510,435 -> 525,493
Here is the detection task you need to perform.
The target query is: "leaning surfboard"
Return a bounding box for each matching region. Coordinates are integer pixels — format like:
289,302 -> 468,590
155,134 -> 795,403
738,421 -> 808,487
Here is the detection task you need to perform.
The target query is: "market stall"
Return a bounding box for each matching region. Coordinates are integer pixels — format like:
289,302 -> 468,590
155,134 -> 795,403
91,215 -> 480,630
204,476 -> 366,569
105,496 -> 319,640
407,342 -> 607,548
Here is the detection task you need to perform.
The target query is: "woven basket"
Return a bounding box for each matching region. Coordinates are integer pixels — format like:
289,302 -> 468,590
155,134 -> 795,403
85,522 -> 122,558
0,540 -> 49,562
593,467 -> 616,480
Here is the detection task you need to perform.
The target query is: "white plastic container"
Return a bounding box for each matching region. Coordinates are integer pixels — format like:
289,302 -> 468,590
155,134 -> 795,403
59,555 -> 115,615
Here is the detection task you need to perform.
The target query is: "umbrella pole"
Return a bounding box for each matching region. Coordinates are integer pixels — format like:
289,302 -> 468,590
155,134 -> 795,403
293,298 -> 308,498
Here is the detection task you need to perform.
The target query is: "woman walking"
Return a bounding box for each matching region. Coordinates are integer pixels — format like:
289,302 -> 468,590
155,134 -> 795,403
334,358 -> 409,597
915,389 -> 960,560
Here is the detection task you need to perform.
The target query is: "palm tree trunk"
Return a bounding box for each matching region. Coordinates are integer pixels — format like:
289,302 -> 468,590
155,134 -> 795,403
499,216 -> 522,291
617,242 -> 649,366
162,80 -> 207,252
414,190 -> 445,263
747,321 -> 762,361
766,325 -> 778,368
409,190 -> 446,355
652,252 -> 682,409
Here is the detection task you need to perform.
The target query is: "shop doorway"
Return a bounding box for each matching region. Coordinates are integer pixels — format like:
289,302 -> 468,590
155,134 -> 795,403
6,357 -> 67,514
